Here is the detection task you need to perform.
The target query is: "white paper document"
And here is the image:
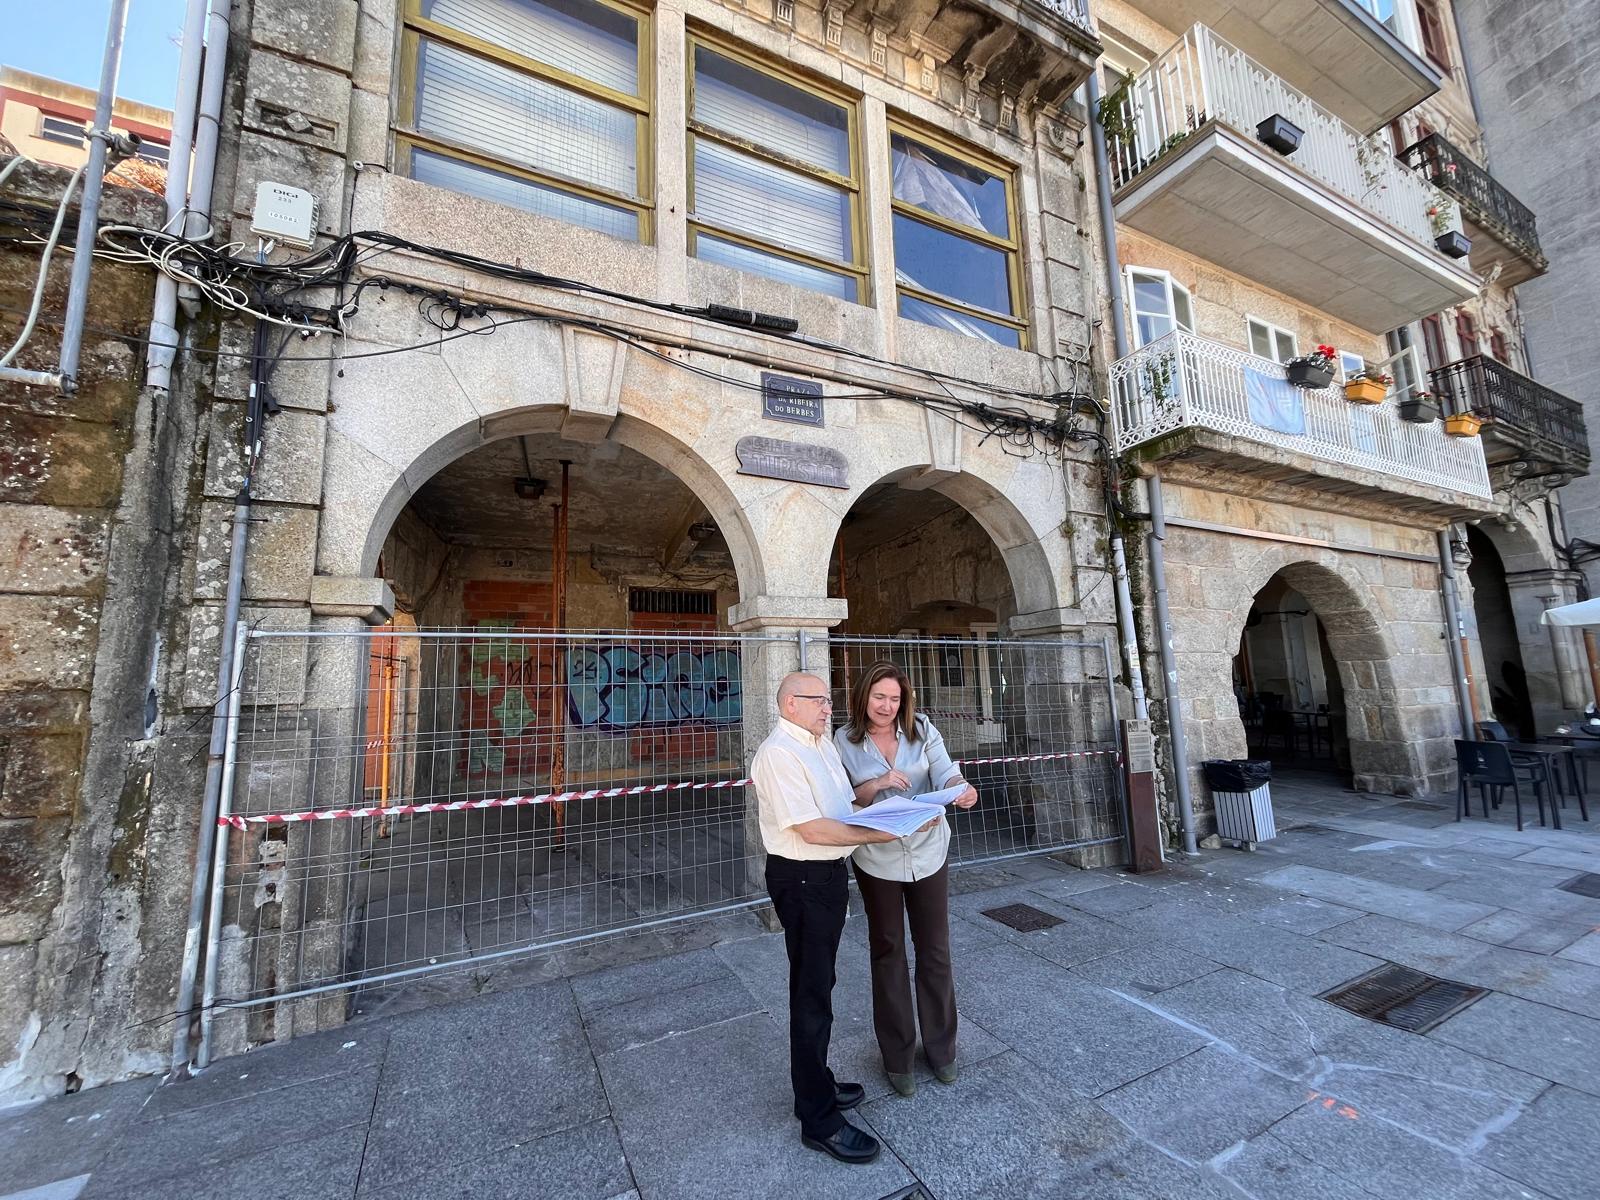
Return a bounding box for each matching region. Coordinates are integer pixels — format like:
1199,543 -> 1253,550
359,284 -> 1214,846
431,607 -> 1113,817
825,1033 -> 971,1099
911,783 -> 968,808
839,796 -> 948,838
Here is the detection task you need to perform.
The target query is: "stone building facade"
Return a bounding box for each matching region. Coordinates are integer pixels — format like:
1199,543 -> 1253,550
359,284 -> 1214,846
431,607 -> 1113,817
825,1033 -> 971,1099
2,0 -> 1595,1098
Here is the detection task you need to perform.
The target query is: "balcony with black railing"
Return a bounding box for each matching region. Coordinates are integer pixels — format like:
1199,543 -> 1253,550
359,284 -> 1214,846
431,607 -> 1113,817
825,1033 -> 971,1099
1429,355 -> 1589,488
1402,133 -> 1548,285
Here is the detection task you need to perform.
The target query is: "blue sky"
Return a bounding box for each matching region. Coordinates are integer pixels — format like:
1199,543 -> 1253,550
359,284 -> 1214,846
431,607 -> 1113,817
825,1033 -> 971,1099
7,1 -> 188,109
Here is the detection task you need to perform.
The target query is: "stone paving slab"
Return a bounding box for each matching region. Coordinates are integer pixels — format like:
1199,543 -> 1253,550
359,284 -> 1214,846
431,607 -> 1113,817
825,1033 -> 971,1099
1218,1135 -> 1385,1200
1255,864 -> 1500,930
1455,909 -> 1592,955
360,1118 -> 633,1200
1430,992 -> 1600,1097
1476,1085 -> 1600,1200
1556,931 -> 1600,965
1095,1044 -> 1308,1161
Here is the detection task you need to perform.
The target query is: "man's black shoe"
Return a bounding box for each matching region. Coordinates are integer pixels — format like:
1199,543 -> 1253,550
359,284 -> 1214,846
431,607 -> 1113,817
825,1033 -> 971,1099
834,1081 -> 865,1110
802,1122 -> 881,1164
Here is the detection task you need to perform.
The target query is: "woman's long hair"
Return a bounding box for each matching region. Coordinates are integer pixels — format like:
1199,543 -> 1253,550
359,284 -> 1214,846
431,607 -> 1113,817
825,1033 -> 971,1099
842,660 -> 920,744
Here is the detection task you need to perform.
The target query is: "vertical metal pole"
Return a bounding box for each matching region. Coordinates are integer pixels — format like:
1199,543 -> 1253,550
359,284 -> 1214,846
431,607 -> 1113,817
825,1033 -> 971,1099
197,620 -> 249,1068
549,462 -> 570,834
1437,528 -> 1477,739
798,629 -> 811,674
57,0 -> 130,388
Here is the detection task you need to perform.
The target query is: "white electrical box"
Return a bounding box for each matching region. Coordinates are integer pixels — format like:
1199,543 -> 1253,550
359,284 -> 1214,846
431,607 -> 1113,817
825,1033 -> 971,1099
250,181 -> 319,248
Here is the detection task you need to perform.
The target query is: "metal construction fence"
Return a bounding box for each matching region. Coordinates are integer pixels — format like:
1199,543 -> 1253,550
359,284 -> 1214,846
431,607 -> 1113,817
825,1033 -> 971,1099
198,626 -> 1127,1055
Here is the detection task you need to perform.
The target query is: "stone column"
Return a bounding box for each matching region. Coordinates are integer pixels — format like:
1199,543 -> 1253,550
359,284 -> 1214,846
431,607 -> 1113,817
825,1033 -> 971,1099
1008,608 -> 1120,867
270,576 -> 393,1040
1507,570 -> 1589,719
727,595 -> 848,900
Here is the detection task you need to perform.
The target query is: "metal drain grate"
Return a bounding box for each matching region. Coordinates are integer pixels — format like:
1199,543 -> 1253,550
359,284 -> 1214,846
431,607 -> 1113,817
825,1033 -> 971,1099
1557,872 -> 1600,898
982,903 -> 1064,932
1320,964 -> 1487,1034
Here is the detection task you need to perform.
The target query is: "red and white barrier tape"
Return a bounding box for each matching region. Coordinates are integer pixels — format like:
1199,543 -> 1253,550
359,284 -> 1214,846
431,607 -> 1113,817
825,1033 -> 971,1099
219,777 -> 752,828
220,748 -> 1119,828
956,749 -> 1120,767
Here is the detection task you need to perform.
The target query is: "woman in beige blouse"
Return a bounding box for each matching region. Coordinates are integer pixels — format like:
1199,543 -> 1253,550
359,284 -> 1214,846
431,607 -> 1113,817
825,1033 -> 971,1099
833,660 -> 978,1096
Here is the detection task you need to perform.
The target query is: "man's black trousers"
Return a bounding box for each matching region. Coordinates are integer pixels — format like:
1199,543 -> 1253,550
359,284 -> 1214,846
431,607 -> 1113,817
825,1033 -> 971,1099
765,853 -> 849,1140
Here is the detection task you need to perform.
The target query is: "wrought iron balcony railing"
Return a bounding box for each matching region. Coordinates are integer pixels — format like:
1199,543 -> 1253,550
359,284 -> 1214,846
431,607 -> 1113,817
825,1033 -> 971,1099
1428,355 -> 1589,474
1401,133 -> 1546,269
1111,331 -> 1492,499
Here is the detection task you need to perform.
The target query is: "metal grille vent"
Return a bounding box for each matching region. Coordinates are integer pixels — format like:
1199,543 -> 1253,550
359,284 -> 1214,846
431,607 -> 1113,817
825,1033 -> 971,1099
1557,872 -> 1600,899
982,903 -> 1064,932
627,587 -> 716,615
1320,964 -> 1487,1034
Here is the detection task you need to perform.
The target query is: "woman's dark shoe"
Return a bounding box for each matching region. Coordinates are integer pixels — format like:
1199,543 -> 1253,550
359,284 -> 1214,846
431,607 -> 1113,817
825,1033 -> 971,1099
933,1061 -> 958,1085
888,1071 -> 917,1097
834,1081 -> 865,1110
802,1122 -> 882,1164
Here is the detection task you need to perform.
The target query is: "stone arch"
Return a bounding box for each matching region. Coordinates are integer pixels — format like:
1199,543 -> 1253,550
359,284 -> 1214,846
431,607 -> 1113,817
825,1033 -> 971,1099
1222,549 -> 1430,795
341,406 -> 766,603
820,464 -> 1068,626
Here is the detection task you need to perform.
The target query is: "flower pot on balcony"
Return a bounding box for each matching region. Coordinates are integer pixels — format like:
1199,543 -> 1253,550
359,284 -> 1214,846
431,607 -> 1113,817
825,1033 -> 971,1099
1287,360 -> 1335,390
1398,396 -> 1440,423
1256,114 -> 1304,156
1343,378 -> 1388,405
1444,412 -> 1484,438
1435,230 -> 1472,259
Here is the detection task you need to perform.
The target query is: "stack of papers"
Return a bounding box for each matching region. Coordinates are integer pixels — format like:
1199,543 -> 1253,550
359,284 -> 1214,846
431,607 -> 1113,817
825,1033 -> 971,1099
840,786 -> 962,838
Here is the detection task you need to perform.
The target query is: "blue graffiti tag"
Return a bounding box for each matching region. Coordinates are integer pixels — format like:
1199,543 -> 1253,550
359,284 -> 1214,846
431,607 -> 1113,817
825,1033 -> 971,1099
567,646 -> 742,729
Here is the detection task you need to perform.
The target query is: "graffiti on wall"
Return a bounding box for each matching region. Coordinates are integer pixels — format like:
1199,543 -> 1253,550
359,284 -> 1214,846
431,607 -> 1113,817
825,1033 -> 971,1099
458,625 -> 741,777
567,645 -> 742,728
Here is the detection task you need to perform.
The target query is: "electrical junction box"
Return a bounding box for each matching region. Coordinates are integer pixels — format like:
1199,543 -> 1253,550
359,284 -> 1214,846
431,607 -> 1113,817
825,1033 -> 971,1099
250,181 -> 319,248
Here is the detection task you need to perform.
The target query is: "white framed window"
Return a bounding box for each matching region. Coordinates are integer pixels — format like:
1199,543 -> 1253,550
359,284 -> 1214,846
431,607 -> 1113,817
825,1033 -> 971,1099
38,115 -> 86,147
1338,351 -> 1366,381
1126,267 -> 1193,348
1246,316 -> 1298,364
1386,327 -> 1425,395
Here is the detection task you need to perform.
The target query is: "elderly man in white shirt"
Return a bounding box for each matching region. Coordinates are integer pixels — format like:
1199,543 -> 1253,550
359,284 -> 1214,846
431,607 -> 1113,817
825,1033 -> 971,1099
750,671 -> 935,1166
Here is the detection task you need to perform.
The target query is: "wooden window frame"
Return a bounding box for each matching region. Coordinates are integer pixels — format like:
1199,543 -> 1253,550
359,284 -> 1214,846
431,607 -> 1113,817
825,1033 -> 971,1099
395,0 -> 655,242
887,120 -> 1028,348
686,30 -> 867,300
1455,309 -> 1480,357
1489,330 -> 1510,365
1421,313 -> 1448,370
1416,0 -> 1451,71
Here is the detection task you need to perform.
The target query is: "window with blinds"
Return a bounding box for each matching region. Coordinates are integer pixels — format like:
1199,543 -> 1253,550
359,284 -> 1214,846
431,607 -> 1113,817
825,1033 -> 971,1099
397,0 -> 651,241
687,38 -> 864,301
890,129 -> 1025,348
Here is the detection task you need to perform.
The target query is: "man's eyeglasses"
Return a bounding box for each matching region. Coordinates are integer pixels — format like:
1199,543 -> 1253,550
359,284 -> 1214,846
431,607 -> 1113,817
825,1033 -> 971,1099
791,694 -> 834,708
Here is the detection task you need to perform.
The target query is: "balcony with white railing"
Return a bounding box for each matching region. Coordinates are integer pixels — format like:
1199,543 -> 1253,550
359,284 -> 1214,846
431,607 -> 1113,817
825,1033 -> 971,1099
1103,25 -> 1478,334
1112,331 -> 1494,512
1114,1 -> 1440,131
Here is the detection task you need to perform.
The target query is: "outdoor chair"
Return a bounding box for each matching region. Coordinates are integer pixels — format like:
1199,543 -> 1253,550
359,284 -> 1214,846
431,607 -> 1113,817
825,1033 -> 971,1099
1455,740 -> 1549,832
1477,720 -> 1513,741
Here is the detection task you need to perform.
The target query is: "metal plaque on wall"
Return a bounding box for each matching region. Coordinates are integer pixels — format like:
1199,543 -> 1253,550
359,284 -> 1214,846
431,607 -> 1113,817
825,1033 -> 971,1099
760,372 -> 825,426
735,436 -> 849,489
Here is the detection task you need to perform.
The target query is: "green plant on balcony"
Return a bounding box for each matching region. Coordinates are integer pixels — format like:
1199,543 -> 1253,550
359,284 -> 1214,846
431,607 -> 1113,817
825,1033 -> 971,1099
1286,344 -> 1338,390
1344,367 -> 1392,405
1096,72 -> 1138,147
1140,351 -> 1178,406
1426,189 -> 1457,236
1356,133 -> 1391,199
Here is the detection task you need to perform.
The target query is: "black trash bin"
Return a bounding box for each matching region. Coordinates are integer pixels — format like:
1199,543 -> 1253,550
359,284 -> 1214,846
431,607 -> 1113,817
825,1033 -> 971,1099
1202,759 -> 1275,846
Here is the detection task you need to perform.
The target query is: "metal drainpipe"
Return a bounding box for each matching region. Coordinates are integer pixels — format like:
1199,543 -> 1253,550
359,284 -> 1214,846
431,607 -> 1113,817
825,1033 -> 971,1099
146,0 -> 211,395
169,317 -> 261,1078
183,1 -> 233,244
1087,72 -> 1197,854
1437,527 -> 1477,739
1085,72 -> 1148,725
55,0 -> 131,391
